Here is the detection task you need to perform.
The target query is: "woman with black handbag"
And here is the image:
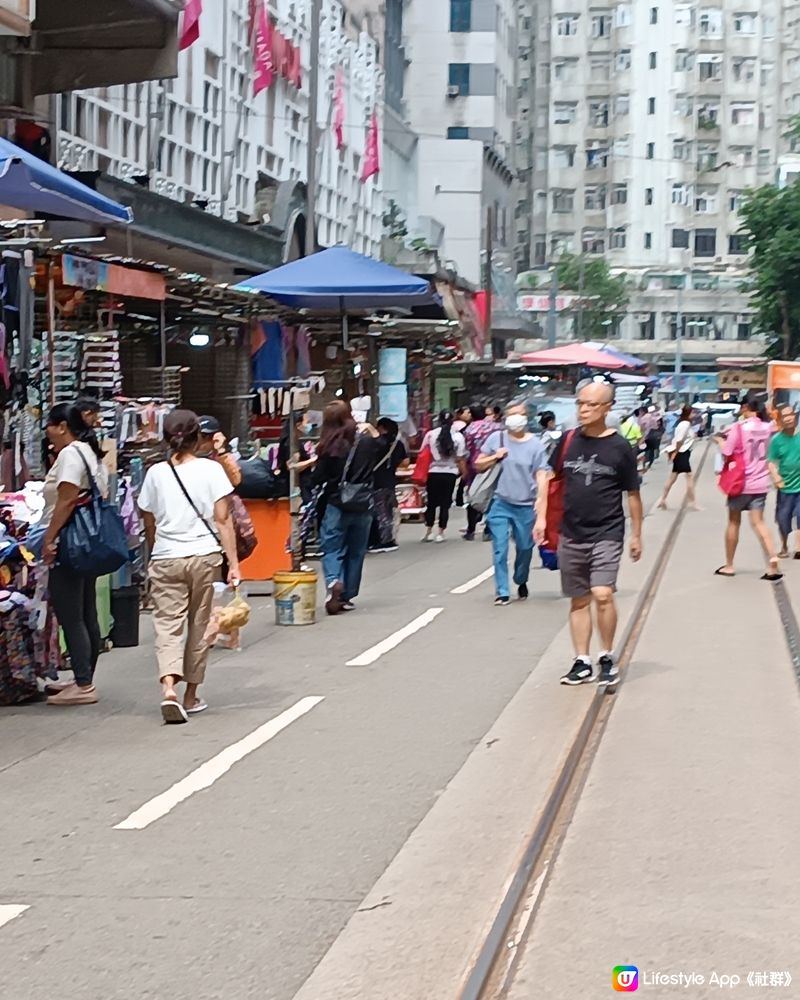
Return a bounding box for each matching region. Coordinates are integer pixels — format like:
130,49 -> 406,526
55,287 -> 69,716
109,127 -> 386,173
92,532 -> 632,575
312,400 -> 381,615
41,403 -> 110,707
138,411 -> 240,724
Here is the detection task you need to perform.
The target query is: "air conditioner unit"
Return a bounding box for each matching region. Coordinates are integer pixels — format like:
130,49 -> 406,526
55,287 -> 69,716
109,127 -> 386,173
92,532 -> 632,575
446,85 -> 461,98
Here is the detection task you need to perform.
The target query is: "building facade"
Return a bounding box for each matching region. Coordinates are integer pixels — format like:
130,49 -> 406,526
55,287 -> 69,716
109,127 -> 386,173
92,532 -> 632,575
402,0 -> 518,285
55,0 -> 386,258
518,0 -> 800,363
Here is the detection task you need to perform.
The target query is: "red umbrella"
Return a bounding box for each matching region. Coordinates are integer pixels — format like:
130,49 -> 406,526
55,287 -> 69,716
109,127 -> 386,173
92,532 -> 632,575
518,343 -> 628,369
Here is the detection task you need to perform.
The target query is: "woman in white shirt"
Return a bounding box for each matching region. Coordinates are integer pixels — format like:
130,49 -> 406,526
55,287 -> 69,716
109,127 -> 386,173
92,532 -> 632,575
42,403 -> 110,707
421,409 -> 468,542
138,410 -> 240,724
657,404 -> 699,510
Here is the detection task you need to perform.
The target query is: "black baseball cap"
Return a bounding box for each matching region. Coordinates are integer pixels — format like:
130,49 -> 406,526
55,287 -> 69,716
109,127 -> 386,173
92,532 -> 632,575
197,415 -> 221,435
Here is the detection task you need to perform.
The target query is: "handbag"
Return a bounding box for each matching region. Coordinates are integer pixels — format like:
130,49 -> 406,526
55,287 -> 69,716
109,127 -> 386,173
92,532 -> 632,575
543,429 -> 576,552
466,432 -> 505,514
337,440 -> 373,513
57,448 -> 128,576
230,495 -> 258,561
411,441 -> 433,485
718,423 -> 746,497
235,454 -> 287,500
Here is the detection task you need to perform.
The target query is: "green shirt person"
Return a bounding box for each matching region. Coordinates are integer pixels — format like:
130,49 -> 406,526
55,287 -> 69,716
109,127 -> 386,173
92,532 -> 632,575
768,405 -> 800,557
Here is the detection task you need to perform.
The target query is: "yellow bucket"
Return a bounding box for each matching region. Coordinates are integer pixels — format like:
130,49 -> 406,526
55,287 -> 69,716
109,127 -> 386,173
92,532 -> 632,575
273,570 -> 318,626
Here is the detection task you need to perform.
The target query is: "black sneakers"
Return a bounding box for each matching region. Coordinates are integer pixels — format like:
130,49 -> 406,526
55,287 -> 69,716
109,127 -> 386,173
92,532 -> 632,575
560,660 -> 594,685
518,583 -> 529,600
598,655 -> 619,687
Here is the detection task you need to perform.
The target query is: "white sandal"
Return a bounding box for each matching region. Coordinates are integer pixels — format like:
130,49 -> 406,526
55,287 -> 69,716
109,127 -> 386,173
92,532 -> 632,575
160,698 -> 188,724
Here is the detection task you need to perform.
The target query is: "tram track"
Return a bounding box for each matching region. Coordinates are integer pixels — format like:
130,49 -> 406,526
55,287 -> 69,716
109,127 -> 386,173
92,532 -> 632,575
458,444 -> 712,1000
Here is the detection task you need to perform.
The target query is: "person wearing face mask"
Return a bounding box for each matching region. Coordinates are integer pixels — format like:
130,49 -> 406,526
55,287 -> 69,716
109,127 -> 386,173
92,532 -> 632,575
474,402 -> 551,606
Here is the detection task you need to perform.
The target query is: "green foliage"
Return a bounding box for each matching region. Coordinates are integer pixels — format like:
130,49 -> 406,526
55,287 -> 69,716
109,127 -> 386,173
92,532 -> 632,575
554,254 -> 629,340
382,199 -> 408,240
739,183 -> 800,358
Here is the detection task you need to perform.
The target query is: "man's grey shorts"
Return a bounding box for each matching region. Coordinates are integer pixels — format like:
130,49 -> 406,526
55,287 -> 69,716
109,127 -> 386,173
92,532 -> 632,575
559,537 -> 624,597
727,492 -> 767,513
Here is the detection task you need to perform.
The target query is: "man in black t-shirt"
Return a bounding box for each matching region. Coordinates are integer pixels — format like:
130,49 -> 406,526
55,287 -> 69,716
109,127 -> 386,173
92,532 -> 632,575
547,381 -> 643,688
368,418 -> 409,552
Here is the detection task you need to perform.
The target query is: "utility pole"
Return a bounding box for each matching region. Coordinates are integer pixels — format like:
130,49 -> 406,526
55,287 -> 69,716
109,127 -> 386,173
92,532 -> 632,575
484,206 -> 493,351
674,274 -> 684,401
546,265 -> 559,348
576,254 -> 585,340
305,0 -> 322,257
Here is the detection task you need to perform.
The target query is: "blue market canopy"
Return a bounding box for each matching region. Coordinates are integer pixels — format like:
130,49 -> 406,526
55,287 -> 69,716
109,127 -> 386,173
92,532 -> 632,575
234,245 -> 433,311
584,341 -> 647,369
0,138 -> 133,225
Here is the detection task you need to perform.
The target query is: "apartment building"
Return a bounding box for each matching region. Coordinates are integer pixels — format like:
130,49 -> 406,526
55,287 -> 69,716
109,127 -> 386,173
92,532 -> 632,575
520,0 -> 800,364
403,0 -> 518,285
55,0 -> 385,257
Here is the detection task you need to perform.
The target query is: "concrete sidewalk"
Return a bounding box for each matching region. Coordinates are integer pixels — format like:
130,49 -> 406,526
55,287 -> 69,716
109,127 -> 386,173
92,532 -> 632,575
507,464 -> 800,997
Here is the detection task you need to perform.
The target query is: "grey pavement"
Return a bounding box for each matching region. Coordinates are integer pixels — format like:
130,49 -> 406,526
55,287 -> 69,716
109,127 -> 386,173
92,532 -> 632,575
0,510 -> 575,1000
507,464 -> 800,999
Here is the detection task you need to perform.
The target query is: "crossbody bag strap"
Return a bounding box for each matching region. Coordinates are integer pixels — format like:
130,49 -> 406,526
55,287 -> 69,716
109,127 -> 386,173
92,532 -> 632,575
373,438 -> 398,472
166,460 -> 221,545
340,439 -> 360,487
71,444 -> 101,499
555,428 -> 576,476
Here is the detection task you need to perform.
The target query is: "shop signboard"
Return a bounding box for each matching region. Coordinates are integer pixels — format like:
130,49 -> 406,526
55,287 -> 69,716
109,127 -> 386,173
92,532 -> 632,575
517,294 -> 578,313
658,372 -> 719,394
719,370 -> 767,392
62,254 -> 166,301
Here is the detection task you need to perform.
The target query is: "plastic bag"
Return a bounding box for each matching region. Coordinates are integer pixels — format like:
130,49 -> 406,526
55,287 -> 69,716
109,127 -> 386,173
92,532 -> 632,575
204,585 -> 251,650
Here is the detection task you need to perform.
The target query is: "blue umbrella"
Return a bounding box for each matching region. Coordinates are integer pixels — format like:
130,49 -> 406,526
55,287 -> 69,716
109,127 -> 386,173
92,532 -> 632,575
0,137 -> 132,225
234,245 -> 432,310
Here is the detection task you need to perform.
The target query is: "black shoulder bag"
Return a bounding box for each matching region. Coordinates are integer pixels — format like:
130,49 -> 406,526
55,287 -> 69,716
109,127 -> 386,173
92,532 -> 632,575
337,440 -> 373,513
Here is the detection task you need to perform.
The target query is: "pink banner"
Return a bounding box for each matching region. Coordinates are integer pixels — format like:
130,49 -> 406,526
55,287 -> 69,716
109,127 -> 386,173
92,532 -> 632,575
252,0 -> 274,95
360,108 -> 380,183
179,0 -> 202,51
334,67 -> 345,150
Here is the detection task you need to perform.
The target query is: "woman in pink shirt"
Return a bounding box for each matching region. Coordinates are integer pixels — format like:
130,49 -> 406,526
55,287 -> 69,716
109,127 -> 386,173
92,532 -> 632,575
715,392 -> 781,580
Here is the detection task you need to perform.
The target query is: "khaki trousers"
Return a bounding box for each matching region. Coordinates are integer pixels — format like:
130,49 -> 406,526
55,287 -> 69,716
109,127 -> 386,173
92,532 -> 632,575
149,553 -> 222,684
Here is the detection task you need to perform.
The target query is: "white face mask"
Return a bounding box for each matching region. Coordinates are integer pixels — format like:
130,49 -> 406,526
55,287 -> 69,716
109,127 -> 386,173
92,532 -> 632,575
505,414 -> 527,432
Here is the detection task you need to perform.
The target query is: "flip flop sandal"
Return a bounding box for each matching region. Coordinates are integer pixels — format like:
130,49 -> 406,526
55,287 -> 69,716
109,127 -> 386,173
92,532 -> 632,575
714,567 -> 735,577
762,572 -> 784,582
161,698 -> 188,724
186,700 -> 208,716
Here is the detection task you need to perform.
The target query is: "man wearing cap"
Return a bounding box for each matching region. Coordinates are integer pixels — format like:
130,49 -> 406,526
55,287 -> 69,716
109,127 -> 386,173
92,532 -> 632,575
197,415 -> 241,487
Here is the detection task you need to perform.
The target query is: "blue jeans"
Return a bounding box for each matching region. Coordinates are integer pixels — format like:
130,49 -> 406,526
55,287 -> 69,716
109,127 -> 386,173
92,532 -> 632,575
776,490 -> 800,540
320,504 -> 372,600
485,497 -> 535,598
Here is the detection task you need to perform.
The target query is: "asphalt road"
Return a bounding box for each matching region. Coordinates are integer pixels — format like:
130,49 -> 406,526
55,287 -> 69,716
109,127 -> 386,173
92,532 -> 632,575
0,512 -> 575,1000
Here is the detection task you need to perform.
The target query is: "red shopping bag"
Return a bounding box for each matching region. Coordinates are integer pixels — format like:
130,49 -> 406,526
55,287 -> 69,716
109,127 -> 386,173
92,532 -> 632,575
543,429 -> 575,552
718,424 -> 745,497
411,443 -> 433,485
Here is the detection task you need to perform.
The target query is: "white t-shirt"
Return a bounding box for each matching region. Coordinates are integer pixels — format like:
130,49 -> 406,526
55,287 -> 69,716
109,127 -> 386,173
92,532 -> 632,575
673,420 -> 694,453
42,442 -> 110,527
425,426 -> 467,474
138,458 -> 233,560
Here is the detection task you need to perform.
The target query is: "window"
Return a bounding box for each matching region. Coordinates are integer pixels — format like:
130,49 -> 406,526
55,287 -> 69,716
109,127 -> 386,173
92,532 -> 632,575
644,232 -> 653,248
586,144 -> 608,168
675,49 -> 693,72
584,185 -> 607,209
648,97 -> 656,115
649,51 -> 657,68
553,189 -> 575,212
550,233 -> 575,256
737,320 -> 752,340
554,102 -> 578,124
699,8 -> 723,37
553,59 -> 579,82
534,241 -> 547,267
613,3 -> 631,26
731,57 -> 755,83
645,187 -> 654,205
611,183 -> 628,204
694,228 -> 716,257
450,0 -> 471,31
591,12 -> 612,37
615,49 -> 631,71
728,234 -> 748,254
758,148 -> 770,172
448,63 -> 470,94
650,6 -> 658,23
730,145 -> 753,167
695,184 -> 718,212
539,62 -> 550,84
760,105 -> 773,129
609,227 -> 627,249
553,145 -> 576,167
698,102 -> 720,128
761,62 -> 774,86
697,143 -> 719,170
675,4 -> 693,26
673,139 -> 692,161
698,56 -> 722,81
646,142 -> 655,159
734,12 -> 756,34
556,14 -> 579,35
672,182 -> 691,205
582,229 -> 605,254
589,56 -> 611,81
614,94 -> 630,116
613,135 -> 630,156
589,98 -> 609,127
447,126 -> 469,138
674,94 -> 693,117
730,102 -> 755,126
672,228 -> 690,248
729,190 -> 744,212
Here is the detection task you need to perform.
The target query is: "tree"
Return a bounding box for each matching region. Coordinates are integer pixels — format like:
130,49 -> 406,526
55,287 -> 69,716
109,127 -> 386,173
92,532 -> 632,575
554,254 -> 629,341
738,182 -> 800,358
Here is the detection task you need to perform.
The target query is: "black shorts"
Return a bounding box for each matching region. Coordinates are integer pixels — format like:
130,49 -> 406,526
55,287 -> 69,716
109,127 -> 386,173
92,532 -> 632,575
672,451 -> 692,474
